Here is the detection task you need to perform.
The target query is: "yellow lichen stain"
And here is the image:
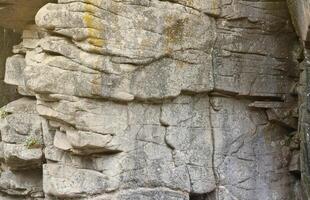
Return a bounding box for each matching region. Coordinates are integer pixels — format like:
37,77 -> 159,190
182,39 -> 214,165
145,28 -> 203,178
87,38 -> 105,47
83,0 -> 105,48
210,0 -> 220,16
211,0 -> 217,10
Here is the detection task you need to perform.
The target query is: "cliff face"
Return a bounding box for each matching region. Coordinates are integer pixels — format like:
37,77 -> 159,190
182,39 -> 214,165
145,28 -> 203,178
0,0 -> 306,199
287,0 -> 310,199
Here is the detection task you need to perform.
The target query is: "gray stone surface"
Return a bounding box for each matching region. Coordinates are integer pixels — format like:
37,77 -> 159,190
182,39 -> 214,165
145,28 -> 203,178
287,0 -> 310,44
0,0 -> 306,199
287,1 -> 310,199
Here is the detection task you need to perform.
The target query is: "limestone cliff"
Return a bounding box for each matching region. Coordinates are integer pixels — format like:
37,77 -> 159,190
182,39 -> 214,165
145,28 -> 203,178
0,0 -> 306,199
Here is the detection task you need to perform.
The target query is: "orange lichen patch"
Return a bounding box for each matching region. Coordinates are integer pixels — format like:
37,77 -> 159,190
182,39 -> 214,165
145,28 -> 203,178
87,38 -> 105,47
82,28 -> 102,39
83,0 -> 105,48
83,13 -> 95,28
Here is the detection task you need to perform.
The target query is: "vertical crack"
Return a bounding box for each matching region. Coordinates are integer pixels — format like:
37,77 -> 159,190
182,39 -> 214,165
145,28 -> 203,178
208,95 -> 220,199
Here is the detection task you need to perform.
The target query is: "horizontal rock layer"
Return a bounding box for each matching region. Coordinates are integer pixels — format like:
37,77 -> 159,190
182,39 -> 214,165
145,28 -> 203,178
0,0 -> 305,199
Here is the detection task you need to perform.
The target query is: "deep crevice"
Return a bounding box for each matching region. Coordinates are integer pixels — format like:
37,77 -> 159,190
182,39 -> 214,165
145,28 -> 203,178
189,191 -> 216,200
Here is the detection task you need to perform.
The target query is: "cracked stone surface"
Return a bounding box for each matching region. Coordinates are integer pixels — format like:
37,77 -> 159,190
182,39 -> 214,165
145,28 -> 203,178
0,0 -> 307,199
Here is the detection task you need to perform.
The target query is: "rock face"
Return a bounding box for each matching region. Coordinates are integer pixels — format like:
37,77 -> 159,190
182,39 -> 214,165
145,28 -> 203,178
0,0 -> 307,199
287,1 -> 310,199
287,0 -> 310,45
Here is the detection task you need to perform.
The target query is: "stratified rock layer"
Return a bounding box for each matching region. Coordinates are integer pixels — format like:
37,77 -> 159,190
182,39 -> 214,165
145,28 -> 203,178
0,0 -> 305,199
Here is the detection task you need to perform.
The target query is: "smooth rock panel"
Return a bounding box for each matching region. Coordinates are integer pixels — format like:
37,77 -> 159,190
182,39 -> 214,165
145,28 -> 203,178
43,164 -> 115,198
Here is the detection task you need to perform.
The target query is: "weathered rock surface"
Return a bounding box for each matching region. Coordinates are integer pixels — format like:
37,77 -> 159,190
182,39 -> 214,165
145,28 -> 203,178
287,0 -> 310,45
287,1 -> 310,199
0,0 -> 306,199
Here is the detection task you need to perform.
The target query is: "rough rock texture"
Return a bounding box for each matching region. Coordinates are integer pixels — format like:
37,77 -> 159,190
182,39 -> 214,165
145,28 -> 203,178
287,0 -> 310,199
287,0 -> 310,45
0,0 -> 307,199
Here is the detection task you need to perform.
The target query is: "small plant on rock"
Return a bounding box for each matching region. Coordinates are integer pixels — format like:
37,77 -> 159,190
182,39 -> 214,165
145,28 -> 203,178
25,136 -> 41,149
0,107 -> 8,119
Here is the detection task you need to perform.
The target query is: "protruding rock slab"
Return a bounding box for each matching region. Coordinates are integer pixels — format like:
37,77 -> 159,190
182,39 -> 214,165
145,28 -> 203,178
0,0 -> 302,199
43,164 -> 114,198
0,98 -> 45,170
0,170 -> 43,198
287,0 -> 310,43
